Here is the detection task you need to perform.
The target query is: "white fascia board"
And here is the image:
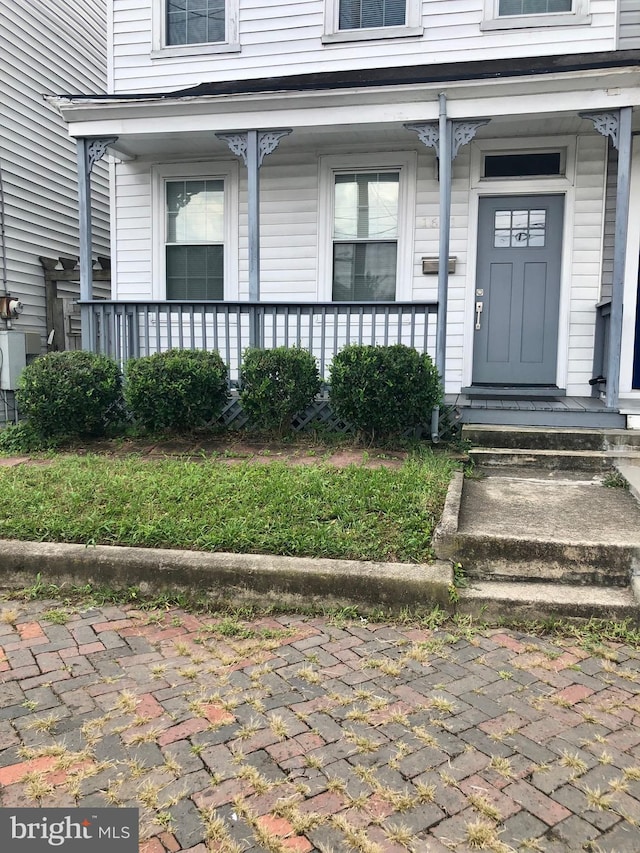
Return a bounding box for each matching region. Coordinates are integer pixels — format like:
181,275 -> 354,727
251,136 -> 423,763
54,70 -> 640,137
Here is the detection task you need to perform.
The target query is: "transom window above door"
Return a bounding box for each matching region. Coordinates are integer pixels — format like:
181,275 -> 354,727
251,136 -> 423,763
323,0 -> 422,42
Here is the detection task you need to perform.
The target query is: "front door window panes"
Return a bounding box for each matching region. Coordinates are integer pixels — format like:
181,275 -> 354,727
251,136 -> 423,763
494,209 -> 547,248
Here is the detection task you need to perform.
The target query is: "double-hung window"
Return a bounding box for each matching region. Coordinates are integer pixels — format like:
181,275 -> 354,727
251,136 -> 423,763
152,0 -> 239,56
481,0 -> 589,29
332,173 -> 399,301
319,153 -> 416,302
324,0 -> 422,42
166,180 -> 224,300
153,163 -> 238,301
166,0 -> 226,46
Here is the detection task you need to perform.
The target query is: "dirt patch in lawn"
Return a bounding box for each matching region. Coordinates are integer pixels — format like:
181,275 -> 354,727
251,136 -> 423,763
38,434 -> 414,470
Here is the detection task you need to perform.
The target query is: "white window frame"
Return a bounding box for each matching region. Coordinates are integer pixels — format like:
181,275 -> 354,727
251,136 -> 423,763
318,152 -> 417,302
481,0 -> 590,30
151,0 -> 240,59
323,0 -> 423,43
151,162 -> 239,301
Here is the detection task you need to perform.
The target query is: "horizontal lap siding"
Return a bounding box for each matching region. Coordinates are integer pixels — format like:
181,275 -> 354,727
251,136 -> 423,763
0,0 -> 108,343
619,0 -> 640,49
113,163 -> 152,299
111,0 -> 616,94
567,134 -> 606,395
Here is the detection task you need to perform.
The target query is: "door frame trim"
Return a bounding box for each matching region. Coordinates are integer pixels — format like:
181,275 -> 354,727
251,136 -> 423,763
463,185 -> 575,392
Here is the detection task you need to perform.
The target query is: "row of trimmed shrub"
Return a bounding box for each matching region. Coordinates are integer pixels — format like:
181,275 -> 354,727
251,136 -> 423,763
14,344 -> 442,442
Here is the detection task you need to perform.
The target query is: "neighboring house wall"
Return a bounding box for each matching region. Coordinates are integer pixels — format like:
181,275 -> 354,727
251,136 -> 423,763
619,0 -> 640,48
0,0 -> 109,347
110,0 -> 618,95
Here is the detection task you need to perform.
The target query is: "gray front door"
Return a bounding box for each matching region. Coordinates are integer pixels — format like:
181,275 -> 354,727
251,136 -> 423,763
473,195 -> 564,385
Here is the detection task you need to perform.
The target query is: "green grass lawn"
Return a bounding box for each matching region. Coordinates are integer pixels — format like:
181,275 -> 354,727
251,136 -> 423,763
0,453 -> 456,563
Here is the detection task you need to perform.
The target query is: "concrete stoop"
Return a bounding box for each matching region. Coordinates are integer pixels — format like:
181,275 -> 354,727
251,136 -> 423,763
436,425 -> 640,621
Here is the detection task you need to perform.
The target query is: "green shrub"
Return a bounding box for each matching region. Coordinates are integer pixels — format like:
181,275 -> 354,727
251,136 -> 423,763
0,421 -> 50,454
329,344 -> 442,440
124,348 -> 229,432
17,350 -> 124,439
240,347 -> 321,434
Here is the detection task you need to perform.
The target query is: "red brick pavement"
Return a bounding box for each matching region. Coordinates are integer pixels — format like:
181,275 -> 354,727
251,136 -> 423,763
0,601 -> 639,851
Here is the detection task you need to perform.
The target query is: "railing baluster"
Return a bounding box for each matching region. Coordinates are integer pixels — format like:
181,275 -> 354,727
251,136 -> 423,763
83,300 -> 437,384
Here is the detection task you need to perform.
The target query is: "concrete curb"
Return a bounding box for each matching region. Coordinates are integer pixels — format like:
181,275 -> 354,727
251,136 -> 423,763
432,470 -> 464,561
0,540 -> 453,613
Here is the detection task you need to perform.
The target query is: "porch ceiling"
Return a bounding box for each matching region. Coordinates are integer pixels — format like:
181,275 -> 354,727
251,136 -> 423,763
76,113 -> 636,162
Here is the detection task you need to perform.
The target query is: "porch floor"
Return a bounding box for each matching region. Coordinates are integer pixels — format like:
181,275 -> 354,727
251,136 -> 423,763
445,394 -> 626,428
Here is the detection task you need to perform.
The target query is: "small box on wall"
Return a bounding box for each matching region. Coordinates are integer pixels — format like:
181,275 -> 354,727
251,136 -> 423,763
422,257 -> 456,274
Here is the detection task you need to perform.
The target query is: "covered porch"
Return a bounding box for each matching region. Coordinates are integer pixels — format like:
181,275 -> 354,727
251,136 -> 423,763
54,55 -> 640,431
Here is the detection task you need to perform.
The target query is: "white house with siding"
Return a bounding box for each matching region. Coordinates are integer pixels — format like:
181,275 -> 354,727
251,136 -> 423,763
54,0 -> 640,429
0,0 -> 109,402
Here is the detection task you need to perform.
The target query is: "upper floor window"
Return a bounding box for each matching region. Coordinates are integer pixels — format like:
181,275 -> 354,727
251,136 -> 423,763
481,0 -> 589,29
498,0 -> 571,13
167,0 -> 226,46
339,0 -> 406,30
323,0 -> 422,42
151,0 -> 239,57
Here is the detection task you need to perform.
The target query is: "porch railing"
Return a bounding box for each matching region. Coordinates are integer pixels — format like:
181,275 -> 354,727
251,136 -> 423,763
81,300 -> 439,383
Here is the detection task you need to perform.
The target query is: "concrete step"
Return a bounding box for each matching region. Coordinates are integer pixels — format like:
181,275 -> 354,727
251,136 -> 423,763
617,460 -> 640,505
453,533 -> 633,586
434,469 -> 640,588
468,447 -> 640,471
462,424 -> 640,452
457,581 -> 638,623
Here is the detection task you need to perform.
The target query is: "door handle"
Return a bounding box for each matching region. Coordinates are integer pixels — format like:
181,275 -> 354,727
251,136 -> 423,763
475,301 -> 484,330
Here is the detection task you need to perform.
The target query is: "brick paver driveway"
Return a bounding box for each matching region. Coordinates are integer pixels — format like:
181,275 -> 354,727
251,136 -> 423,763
1,601 -> 639,852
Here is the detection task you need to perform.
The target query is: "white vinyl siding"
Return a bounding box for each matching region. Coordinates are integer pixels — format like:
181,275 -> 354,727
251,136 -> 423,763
619,0 -> 640,49
111,0 -> 616,95
0,0 -> 108,344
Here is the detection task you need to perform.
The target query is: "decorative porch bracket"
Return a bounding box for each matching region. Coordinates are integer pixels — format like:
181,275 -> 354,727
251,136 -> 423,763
404,114 -> 490,379
216,130 -> 292,347
580,108 -> 633,409
77,136 -> 118,352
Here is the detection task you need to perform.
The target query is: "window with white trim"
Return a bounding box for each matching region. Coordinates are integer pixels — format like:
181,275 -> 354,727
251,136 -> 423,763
319,153 -> 416,302
481,0 -> 589,29
153,163 -> 238,301
323,0 -> 422,42
167,0 -> 226,46
332,172 -> 399,301
166,180 -> 225,299
152,0 -> 239,56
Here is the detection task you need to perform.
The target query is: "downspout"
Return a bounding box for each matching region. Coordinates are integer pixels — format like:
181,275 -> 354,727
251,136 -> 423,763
0,153 -> 8,296
431,92 -> 452,443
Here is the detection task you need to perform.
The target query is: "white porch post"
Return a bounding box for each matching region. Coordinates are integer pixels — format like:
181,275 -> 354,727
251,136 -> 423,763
580,108 -> 634,409
216,129 -> 291,348
76,137 -> 117,352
